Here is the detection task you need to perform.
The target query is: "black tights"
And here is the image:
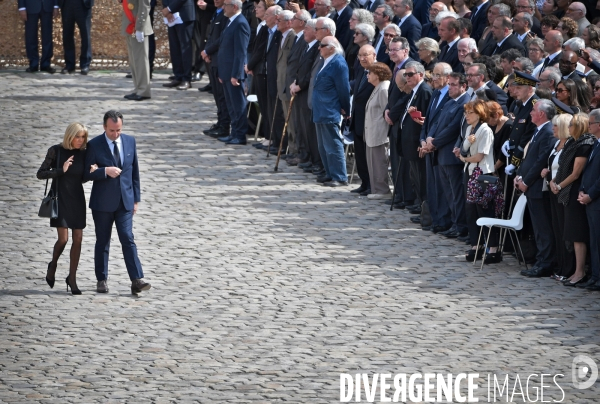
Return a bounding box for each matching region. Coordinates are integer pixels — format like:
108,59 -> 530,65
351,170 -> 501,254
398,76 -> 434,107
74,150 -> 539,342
48,228 -> 82,287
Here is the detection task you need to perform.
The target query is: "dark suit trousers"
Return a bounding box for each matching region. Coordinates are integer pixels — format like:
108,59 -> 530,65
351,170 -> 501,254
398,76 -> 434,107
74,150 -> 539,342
210,65 -> 230,127
255,74 -> 270,139
409,159 -> 426,206
267,93 -> 285,148
353,134 -> 370,189
168,21 -> 194,82
439,164 -> 467,232
91,199 -> 144,282
298,101 -> 322,167
425,154 -> 451,227
222,80 -> 249,141
527,195 -> 554,269
25,10 -> 54,68
61,0 -> 92,70
550,193 -> 574,277
390,125 -> 415,203
192,6 -> 210,74
586,207 -> 600,281
149,5 -> 156,72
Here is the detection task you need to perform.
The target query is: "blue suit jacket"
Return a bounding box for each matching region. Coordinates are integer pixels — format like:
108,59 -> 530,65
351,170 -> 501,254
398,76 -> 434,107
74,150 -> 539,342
413,0 -> 434,25
399,14 -> 422,61
470,1 -> 490,43
334,6 -> 354,51
419,88 -> 450,142
581,141 -> 600,209
84,133 -> 141,212
18,0 -> 57,13
311,54 -> 351,124
439,42 -> 460,71
421,22 -> 439,41
431,92 -> 470,166
217,14 -> 250,81
517,122 -> 554,199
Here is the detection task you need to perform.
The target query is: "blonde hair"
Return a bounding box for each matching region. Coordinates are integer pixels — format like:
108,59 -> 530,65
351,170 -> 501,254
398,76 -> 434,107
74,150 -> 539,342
62,123 -> 88,150
552,114 -> 572,140
570,113 -> 589,140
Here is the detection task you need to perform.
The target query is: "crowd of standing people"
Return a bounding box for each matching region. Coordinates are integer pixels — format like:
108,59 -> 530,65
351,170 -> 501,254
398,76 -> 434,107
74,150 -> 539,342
29,0 -> 600,292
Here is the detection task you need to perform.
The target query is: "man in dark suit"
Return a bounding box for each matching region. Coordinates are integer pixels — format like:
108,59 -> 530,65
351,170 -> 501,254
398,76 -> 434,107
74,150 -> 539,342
431,73 -> 470,239
372,5 -> 394,65
331,0 -> 354,51
162,0 -> 196,90
577,109 -> 600,290
412,0 -> 433,26
59,0 -> 93,74
18,0 -> 58,73
362,0 -> 383,11
348,44 -> 377,195
418,62 -> 452,232
469,0 -> 490,43
202,0 -> 230,137
401,61 -> 433,227
537,30 -> 563,78
311,0 -> 333,17
385,36 -> 415,207
393,0 -> 421,60
437,16 -> 461,71
192,0 -> 216,81
420,1 -> 446,41
83,110 -> 151,295
559,51 -> 584,82
514,99 -> 556,277
516,0 -> 543,37
290,20 -> 322,173
481,16 -> 526,57
275,10 -> 297,154
217,0 -> 251,145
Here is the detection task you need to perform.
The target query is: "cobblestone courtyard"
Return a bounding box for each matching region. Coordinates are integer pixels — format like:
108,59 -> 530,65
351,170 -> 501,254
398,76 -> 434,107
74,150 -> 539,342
0,70 -> 598,403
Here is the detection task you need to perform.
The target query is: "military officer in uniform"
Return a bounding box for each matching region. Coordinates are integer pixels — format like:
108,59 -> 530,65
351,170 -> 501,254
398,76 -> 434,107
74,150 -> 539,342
121,0 -> 153,101
503,71 -> 540,176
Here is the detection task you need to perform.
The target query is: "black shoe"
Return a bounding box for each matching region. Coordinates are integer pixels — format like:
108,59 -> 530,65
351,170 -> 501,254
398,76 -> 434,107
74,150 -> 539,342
124,94 -> 151,101
80,67 -> 89,75
163,80 -> 182,88
199,84 -> 212,92
587,280 -> 600,291
65,275 -> 82,295
26,66 -> 39,73
408,208 -> 422,215
483,251 -> 503,264
208,128 -> 230,138
312,167 -> 325,175
465,248 -> 484,262
203,124 -> 221,134
457,235 -> 470,242
564,276 -> 587,287
218,135 -> 233,142
267,147 -> 279,154
131,279 -> 151,295
40,66 -> 56,73
432,225 -> 450,234
576,278 -> 597,289
324,181 -> 348,187
359,188 -> 371,196
61,67 -> 75,74
302,165 -> 315,172
177,81 -> 191,90
169,75 -> 176,80
351,186 -> 367,193
298,161 -> 313,169
410,216 -> 421,224
526,266 -> 552,278
317,176 -> 332,183
406,204 -> 420,210
439,228 -> 456,237
191,72 -> 203,82
225,138 -> 246,145
45,262 -> 55,289
393,201 -> 408,209
125,73 -> 132,78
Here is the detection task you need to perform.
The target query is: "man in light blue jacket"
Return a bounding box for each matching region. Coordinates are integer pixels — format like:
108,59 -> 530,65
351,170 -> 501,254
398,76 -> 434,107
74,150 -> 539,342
311,36 -> 351,187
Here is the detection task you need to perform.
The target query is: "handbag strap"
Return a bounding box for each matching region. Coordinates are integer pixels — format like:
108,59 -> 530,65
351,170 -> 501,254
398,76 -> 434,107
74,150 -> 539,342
54,146 -> 60,199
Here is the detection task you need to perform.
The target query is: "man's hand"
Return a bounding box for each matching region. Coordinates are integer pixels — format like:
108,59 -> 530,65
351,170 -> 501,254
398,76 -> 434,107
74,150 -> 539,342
133,202 -> 139,214
341,109 -> 347,116
290,82 -> 301,95
453,147 -> 460,158
135,31 -> 144,43
384,109 -> 393,125
105,167 -> 122,178
197,0 -> 207,9
19,10 -> 27,21
161,8 -> 171,17
231,77 -> 240,86
90,164 -> 98,173
287,1 -> 300,12
578,191 -> 592,204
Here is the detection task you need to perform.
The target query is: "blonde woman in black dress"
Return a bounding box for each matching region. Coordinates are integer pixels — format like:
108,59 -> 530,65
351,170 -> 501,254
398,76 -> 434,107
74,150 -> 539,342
37,123 -> 92,295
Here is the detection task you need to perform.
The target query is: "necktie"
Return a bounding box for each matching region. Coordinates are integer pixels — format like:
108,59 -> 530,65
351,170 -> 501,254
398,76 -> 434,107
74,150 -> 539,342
430,91 -> 440,114
113,141 -> 122,169
365,0 -> 372,10
211,9 -> 221,22
492,44 -> 501,55
401,90 -> 415,128
540,57 -> 550,74
332,11 -> 339,22
267,28 -> 274,49
439,45 -> 448,61
358,70 -> 368,90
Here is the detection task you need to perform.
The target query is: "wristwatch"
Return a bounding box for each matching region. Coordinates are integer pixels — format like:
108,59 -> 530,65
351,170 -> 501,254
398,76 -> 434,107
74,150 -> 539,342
556,183 -> 562,191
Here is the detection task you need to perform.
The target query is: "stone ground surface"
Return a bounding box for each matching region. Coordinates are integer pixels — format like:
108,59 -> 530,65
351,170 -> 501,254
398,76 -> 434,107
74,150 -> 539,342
0,69 -> 598,403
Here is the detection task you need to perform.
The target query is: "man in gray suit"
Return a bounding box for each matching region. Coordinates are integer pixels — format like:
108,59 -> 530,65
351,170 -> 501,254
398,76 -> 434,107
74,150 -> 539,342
122,0 -> 153,101
275,10 -> 297,153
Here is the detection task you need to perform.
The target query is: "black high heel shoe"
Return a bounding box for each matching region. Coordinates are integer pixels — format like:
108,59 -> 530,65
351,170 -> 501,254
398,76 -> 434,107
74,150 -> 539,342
45,262 -> 55,289
483,251 -> 503,264
465,248 -> 484,262
65,275 -> 82,295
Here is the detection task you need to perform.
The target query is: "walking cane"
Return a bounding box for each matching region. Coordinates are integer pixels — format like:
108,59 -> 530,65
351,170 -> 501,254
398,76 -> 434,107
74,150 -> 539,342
274,95 -> 296,172
390,159 -> 402,211
266,97 -> 280,158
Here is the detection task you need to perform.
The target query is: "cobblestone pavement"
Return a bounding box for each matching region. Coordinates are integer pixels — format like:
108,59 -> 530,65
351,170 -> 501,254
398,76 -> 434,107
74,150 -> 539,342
0,69 -> 598,403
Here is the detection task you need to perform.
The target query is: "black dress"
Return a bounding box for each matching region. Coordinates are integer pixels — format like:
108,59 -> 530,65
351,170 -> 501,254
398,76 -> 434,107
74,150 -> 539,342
563,143 -> 592,243
37,145 -> 87,229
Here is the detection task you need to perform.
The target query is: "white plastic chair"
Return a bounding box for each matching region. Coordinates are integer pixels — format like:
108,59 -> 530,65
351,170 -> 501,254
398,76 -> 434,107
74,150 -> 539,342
247,94 -> 261,141
475,194 -> 528,270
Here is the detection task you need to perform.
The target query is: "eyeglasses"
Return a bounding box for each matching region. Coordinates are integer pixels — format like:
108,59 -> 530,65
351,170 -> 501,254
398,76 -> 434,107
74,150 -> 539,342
354,32 -> 363,36
403,72 -> 418,78
383,33 -> 397,38
319,43 -> 331,48
387,47 -> 403,53
529,48 -> 542,52
462,62 -> 473,67
556,88 -> 570,93
357,54 -> 374,59
594,85 -> 600,90
590,121 -> 600,126
465,73 -> 481,78
431,73 -> 445,79
372,11 -> 384,16
315,27 -> 327,30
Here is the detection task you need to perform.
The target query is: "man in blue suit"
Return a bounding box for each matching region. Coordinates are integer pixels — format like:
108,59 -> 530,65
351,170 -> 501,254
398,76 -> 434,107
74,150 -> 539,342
58,0 -> 94,75
418,62 -> 452,233
83,111 -> 151,295
312,36 -> 351,187
18,0 -> 59,73
217,0 -> 251,145
515,97 -> 556,278
430,73 -> 469,239
393,0 -> 422,61
437,16 -> 461,71
469,0 -> 490,43
577,109 -> 600,290
331,0 -> 354,51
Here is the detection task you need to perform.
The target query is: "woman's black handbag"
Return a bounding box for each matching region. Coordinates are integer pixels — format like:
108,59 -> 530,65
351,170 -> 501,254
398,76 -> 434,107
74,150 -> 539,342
38,148 -> 59,219
477,174 -> 499,193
